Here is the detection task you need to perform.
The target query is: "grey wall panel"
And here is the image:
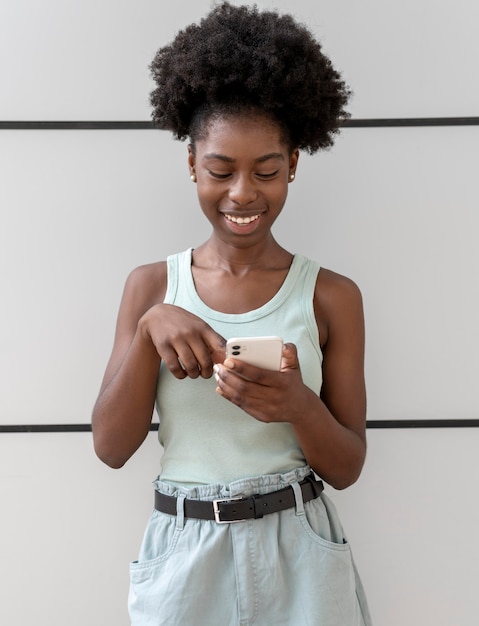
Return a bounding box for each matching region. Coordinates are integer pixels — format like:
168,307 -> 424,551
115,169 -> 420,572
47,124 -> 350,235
0,129 -> 209,424
332,427 -> 479,625
1,0 -> 478,120
1,430 -> 478,625
0,433 -> 160,626
2,126 -> 477,424
276,125 -> 479,422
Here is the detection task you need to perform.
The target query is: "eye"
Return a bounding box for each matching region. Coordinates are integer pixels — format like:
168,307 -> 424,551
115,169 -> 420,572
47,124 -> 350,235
256,170 -> 279,179
208,170 -> 231,180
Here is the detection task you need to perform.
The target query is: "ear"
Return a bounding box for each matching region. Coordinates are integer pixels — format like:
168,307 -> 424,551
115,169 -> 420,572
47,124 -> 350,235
187,144 -> 196,176
290,148 -> 299,170
289,148 -> 299,181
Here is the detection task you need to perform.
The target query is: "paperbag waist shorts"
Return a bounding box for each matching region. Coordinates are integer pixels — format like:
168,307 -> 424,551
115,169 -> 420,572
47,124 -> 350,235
128,466 -> 372,626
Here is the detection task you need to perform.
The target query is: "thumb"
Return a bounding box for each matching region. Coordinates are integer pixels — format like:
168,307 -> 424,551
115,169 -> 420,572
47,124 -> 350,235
280,342 -> 300,371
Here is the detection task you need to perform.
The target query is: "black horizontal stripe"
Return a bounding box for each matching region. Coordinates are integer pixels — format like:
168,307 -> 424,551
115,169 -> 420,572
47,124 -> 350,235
1,117 -> 479,130
1,419 -> 478,433
366,419 -> 479,428
0,121 -> 153,130
344,117 -> 479,127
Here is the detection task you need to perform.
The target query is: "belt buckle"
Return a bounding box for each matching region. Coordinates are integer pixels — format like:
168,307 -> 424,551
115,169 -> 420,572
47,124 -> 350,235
212,496 -> 245,524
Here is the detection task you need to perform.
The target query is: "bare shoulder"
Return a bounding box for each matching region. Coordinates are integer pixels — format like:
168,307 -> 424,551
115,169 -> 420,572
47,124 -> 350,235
126,261 -> 167,297
120,261 -> 168,322
316,267 -> 362,306
314,268 -> 364,347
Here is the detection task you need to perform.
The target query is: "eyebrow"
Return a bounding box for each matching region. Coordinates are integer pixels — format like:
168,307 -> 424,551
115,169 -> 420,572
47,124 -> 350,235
203,152 -> 285,164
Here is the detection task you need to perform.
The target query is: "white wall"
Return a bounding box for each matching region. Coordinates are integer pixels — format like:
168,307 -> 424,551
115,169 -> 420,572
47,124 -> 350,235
2,0 -> 478,120
2,428 -> 478,625
1,1 -> 478,624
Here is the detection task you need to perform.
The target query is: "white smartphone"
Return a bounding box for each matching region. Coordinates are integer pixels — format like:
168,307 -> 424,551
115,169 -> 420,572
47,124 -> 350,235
225,336 -> 283,371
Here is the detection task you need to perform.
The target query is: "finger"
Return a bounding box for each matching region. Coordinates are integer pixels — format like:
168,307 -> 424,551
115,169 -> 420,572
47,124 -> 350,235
219,358 -> 274,385
206,332 -> 227,366
280,342 -> 300,371
214,364 -> 278,422
160,347 -> 188,379
175,343 -> 204,378
189,331 -> 226,378
159,333 -> 225,380
214,363 -> 255,407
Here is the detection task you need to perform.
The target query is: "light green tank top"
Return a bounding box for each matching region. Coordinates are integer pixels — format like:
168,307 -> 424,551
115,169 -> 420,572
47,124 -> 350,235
156,248 -> 322,486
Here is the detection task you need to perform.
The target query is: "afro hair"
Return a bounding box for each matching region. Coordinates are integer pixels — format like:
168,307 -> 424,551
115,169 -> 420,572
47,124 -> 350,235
150,2 -> 351,153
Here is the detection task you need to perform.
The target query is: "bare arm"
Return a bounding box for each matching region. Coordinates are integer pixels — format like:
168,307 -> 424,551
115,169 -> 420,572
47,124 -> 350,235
91,264 -> 165,468
291,270 -> 366,488
213,269 -> 366,490
92,263 -> 226,468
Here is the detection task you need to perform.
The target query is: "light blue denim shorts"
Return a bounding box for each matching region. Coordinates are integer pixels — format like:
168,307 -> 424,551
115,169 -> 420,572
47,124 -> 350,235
128,466 -> 372,626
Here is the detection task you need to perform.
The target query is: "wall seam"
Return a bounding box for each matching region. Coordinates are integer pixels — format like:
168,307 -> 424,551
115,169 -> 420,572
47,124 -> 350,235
1,419 -> 479,433
1,117 -> 479,130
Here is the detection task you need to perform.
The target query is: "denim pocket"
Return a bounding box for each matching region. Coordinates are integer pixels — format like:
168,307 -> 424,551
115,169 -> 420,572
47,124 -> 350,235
295,495 -> 351,552
129,510 -> 181,582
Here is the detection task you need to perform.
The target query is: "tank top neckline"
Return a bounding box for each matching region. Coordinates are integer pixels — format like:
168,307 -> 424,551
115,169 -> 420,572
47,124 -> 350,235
180,247 -> 303,323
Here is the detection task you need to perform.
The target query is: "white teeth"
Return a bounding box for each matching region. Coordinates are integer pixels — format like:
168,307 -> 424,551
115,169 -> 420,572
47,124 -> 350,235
225,214 -> 260,224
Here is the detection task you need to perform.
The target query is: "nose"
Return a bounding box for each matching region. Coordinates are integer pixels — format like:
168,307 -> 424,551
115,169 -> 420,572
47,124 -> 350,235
228,174 -> 258,205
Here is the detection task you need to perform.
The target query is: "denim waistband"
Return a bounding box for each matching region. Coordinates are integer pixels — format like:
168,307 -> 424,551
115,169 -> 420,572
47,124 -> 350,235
153,465 -> 313,500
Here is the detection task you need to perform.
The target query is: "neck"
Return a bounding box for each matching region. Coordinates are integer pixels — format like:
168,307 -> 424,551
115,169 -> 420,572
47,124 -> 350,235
193,235 -> 292,275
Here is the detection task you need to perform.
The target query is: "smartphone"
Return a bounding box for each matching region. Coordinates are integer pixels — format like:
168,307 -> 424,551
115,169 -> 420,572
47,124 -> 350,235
225,336 -> 283,371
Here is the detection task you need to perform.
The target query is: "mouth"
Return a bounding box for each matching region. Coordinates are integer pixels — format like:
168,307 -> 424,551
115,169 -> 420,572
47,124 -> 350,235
224,213 -> 261,225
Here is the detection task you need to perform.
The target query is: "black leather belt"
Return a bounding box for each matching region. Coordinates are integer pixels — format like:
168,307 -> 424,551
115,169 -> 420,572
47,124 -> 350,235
154,474 -> 324,524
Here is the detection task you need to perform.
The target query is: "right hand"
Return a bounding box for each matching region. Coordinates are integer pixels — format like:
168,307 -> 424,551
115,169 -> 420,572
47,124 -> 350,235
139,303 -> 226,379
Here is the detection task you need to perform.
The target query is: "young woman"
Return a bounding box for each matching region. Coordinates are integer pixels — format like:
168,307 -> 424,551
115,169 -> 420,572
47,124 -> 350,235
92,3 -> 372,624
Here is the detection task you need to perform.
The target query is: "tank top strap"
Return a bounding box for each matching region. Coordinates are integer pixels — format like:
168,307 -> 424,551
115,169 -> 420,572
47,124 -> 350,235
164,248 -> 191,304
296,255 -> 321,342
294,254 -> 320,292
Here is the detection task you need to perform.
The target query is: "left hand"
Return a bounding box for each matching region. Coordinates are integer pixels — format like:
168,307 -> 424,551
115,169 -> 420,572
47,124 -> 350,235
213,343 -> 312,424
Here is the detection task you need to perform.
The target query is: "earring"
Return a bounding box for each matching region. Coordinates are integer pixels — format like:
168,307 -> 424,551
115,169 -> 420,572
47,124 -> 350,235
190,174 -> 197,182
289,173 -> 295,181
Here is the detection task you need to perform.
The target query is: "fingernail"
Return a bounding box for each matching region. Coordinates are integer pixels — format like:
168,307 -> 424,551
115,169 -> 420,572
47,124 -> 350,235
224,359 -> 235,369
213,364 -> 219,374
214,372 -> 220,383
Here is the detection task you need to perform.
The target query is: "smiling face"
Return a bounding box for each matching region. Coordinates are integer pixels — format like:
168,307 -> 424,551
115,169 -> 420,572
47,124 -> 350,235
188,113 -> 299,248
